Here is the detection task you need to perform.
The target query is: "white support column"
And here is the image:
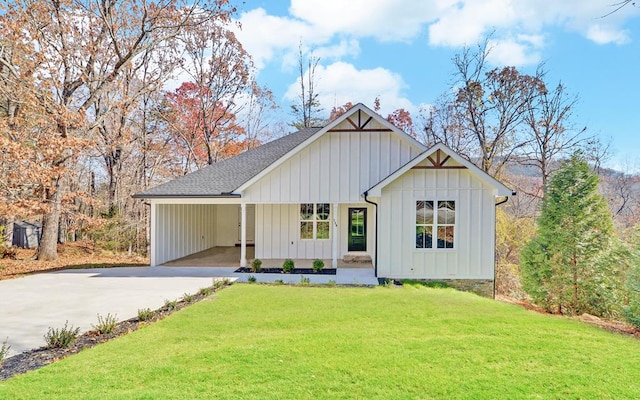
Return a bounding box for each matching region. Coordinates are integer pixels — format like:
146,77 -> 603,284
332,203 -> 339,269
240,203 -> 247,267
150,201 -> 157,266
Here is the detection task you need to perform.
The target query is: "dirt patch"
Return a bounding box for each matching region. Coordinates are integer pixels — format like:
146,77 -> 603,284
0,241 -> 148,281
496,295 -> 640,338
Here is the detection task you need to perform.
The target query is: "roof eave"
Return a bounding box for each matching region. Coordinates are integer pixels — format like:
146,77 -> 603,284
131,193 -> 242,199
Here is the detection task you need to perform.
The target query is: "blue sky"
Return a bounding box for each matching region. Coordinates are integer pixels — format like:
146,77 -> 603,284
232,1 -> 640,170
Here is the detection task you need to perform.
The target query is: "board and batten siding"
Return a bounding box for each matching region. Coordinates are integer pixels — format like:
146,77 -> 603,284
154,204 -> 216,265
243,128 -> 422,203
377,168 -> 497,279
254,204 -> 332,259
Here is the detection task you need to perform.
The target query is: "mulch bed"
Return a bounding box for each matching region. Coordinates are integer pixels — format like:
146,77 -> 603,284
234,267 -> 336,275
0,283 -> 229,381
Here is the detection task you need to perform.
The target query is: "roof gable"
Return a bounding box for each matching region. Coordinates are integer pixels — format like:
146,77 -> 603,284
236,103 -> 426,193
366,143 -> 514,197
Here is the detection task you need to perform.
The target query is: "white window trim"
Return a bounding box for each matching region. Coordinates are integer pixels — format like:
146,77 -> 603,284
300,203 -> 331,241
415,199 -> 456,251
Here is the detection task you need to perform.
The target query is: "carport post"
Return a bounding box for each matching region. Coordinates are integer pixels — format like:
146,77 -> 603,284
240,203 -> 247,267
332,203 -> 338,268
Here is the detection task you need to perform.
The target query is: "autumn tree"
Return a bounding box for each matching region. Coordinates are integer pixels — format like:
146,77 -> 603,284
520,153 -> 629,317
163,82 -> 247,172
165,16 -> 256,171
0,0 -> 236,260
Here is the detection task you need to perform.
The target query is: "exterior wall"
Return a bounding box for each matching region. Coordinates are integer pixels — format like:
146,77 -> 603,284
254,204 -> 332,259
243,127 -> 422,203
154,204 -> 216,265
214,204 -> 238,246
377,168 -> 497,280
254,203 -> 376,261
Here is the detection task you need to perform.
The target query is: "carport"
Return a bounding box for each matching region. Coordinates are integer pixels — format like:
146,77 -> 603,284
149,199 -> 255,267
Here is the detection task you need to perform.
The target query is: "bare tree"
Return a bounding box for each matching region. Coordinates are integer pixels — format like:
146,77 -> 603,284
521,72 -> 590,189
291,42 -> 323,129
440,40 -> 544,177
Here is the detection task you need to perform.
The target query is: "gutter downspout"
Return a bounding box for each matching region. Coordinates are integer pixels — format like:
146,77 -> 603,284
493,192 -> 515,299
363,191 -> 378,277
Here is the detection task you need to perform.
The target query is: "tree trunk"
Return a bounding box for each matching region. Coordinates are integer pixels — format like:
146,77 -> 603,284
2,219 -> 14,248
38,180 -> 62,261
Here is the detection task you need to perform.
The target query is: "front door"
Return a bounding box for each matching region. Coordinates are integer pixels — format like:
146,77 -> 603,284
348,208 -> 367,252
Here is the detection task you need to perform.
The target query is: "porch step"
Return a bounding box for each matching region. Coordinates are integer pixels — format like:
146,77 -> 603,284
342,255 -> 372,264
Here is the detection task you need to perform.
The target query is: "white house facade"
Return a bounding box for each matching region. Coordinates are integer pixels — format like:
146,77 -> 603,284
134,103 -> 513,296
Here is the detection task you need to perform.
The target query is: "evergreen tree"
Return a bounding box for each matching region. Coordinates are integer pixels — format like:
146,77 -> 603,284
521,153 -> 628,316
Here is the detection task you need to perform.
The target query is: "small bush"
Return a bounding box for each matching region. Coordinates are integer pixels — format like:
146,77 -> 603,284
312,259 -> 325,273
44,321 -> 80,348
248,275 -> 257,283
251,259 -> 262,273
0,338 -> 10,367
182,292 -> 196,303
222,278 -> 231,285
282,259 -> 295,273
300,276 -> 310,285
274,279 -> 284,285
327,279 -> 337,287
214,279 -> 224,289
137,308 -> 154,322
164,299 -> 178,311
198,287 -> 212,296
92,313 -> 118,334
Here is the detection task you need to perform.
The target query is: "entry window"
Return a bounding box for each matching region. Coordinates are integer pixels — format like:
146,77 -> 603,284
300,203 -> 330,240
416,200 -> 455,249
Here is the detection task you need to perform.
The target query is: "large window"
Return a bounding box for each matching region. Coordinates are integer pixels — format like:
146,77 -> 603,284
300,203 -> 330,240
416,200 -> 455,249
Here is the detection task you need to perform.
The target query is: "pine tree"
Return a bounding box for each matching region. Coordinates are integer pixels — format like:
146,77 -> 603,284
521,153 -> 628,316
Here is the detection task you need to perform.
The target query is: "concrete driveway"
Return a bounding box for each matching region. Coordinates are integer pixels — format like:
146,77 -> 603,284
0,265 -> 378,358
0,267 -> 236,357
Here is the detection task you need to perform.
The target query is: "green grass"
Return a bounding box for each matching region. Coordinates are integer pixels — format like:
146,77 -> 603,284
2,285 -> 640,399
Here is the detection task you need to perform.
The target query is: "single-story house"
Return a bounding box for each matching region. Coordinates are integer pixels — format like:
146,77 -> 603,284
133,103 -> 514,296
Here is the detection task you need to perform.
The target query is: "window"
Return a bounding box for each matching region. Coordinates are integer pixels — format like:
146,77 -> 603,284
416,200 -> 455,249
300,203 -> 330,240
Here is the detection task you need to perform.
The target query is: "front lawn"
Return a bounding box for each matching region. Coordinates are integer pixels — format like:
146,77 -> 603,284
1,284 -> 639,399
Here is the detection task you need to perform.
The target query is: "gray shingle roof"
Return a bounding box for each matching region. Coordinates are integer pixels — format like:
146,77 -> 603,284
133,127 -> 322,198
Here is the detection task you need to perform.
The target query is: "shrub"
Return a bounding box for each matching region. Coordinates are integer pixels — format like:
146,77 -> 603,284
0,338 -> 10,367
282,259 -> 295,273
248,275 -> 257,283
624,263 -> 640,328
214,279 -> 224,289
327,279 -> 337,287
198,287 -> 212,296
164,299 -> 178,311
274,279 -> 284,285
312,259 -> 324,273
137,308 -> 154,322
92,313 -> 118,334
44,321 -> 80,348
300,276 -> 310,285
251,259 -> 262,273
182,292 -> 196,303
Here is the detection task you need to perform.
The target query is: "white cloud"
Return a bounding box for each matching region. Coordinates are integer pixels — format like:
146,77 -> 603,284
289,0 -> 439,42
284,61 -> 416,116
235,1 -> 639,75
486,37 -> 543,66
586,24 -> 630,45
